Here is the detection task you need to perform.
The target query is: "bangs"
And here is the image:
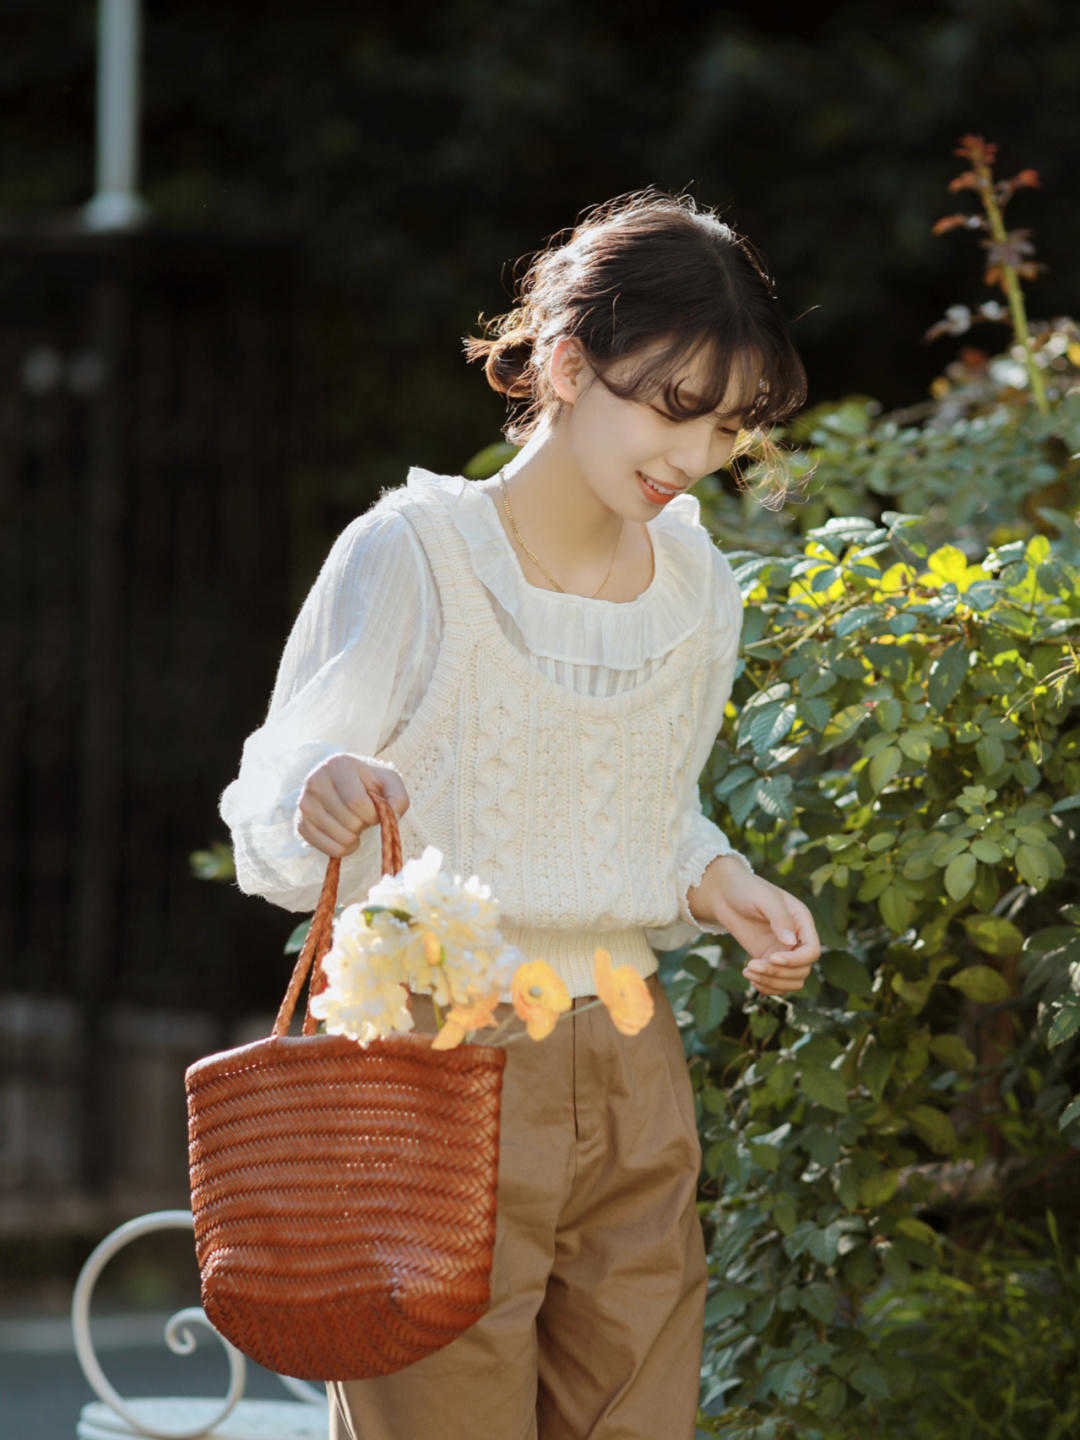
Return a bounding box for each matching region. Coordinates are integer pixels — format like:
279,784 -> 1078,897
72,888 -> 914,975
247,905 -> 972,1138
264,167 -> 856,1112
599,326 -> 806,432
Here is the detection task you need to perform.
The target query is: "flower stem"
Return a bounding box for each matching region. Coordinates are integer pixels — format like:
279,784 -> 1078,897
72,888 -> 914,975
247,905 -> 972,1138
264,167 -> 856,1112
499,997 -> 605,1044
970,148 -> 1048,415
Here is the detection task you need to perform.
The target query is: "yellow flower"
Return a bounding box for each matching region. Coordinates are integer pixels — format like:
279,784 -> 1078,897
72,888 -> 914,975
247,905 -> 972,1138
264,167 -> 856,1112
430,988 -> 502,1051
593,948 -> 655,1037
511,960 -> 571,1041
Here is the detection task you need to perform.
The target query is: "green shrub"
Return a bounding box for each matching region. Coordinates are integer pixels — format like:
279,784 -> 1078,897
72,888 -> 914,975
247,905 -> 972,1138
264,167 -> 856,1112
670,468 -> 1080,1435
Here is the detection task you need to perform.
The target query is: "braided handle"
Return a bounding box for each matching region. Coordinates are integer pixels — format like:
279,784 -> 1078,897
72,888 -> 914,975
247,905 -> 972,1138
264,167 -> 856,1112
272,777 -> 405,1038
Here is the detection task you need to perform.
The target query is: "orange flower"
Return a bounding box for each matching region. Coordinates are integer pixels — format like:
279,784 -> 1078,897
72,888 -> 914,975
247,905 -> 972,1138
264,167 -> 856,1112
511,960 -> 571,1041
430,987 -> 503,1051
593,948 -> 654,1037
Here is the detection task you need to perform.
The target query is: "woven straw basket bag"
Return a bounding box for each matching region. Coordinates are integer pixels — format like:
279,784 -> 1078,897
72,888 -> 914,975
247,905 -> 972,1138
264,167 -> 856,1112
185,780 -> 507,1382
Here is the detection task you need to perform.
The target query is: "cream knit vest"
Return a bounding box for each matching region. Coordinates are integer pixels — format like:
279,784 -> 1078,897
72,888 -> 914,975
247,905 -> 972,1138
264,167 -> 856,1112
341,481 -> 720,997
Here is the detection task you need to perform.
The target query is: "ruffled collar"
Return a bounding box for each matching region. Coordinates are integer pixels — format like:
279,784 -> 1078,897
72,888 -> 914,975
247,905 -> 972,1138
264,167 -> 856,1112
402,465 -> 716,671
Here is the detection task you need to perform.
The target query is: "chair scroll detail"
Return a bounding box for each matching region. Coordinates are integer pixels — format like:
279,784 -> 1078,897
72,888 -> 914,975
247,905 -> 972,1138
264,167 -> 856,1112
72,1209 -> 328,1440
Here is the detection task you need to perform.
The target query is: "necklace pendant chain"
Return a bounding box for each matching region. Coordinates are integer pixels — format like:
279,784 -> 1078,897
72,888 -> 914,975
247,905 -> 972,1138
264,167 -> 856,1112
497,471 -> 623,599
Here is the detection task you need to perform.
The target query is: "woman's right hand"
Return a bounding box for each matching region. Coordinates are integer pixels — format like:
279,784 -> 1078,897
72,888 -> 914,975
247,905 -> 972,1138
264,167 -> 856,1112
295,754 -> 410,858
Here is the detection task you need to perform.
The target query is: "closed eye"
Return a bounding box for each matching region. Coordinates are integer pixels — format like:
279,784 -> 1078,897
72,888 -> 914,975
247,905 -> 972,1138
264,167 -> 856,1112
652,405 -> 740,436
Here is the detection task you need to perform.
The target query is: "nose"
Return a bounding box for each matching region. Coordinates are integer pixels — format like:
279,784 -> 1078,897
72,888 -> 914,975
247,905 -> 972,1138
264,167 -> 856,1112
667,423 -> 715,483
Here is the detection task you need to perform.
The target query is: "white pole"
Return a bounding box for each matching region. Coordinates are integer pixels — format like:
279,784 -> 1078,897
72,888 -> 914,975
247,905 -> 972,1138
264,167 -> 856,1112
82,0 -> 152,229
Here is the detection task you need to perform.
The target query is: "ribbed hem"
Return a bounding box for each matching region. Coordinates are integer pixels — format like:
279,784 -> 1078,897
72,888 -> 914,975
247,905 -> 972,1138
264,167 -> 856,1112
495,921 -> 659,1002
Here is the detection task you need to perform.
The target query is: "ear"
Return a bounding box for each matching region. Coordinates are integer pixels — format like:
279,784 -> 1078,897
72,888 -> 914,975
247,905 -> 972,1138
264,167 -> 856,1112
548,336 -> 590,405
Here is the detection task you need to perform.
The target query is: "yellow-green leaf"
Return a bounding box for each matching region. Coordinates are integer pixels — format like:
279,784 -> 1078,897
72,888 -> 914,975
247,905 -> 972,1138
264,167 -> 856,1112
909,1104 -> 957,1155
929,1034 -> 976,1070
859,1169 -> 900,1207
948,965 -> 1010,1003
962,914 -> 1023,956
869,746 -> 902,793
944,851 -> 976,900
1016,843 -> 1051,888
927,544 -> 969,585
897,1216 -> 939,1246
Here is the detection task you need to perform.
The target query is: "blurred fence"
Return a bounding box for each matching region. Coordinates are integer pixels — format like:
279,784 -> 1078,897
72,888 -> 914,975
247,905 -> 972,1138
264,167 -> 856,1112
0,224 -> 309,1230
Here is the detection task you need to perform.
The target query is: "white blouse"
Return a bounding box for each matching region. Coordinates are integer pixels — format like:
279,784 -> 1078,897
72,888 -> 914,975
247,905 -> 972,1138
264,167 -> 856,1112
219,466 -> 750,952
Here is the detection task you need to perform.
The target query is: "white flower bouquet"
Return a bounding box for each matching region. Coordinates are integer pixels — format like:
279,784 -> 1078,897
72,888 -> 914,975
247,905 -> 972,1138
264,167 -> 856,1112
308,844 -> 654,1047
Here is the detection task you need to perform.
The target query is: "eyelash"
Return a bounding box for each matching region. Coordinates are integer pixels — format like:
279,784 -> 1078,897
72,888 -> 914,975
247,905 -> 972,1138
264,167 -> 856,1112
652,405 -> 739,436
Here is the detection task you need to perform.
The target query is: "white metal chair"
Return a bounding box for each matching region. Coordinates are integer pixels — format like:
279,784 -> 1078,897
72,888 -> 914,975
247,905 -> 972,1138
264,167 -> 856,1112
72,1210 -> 329,1439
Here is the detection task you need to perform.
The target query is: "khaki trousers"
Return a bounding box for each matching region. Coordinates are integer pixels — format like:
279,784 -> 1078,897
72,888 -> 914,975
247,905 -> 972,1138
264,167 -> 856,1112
325,972 -> 708,1440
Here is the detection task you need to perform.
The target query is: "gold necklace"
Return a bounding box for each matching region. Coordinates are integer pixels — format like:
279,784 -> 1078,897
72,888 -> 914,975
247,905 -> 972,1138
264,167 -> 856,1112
497,471 -> 624,599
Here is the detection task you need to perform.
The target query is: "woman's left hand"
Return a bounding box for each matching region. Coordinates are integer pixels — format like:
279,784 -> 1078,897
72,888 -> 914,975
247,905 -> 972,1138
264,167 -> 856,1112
690,856 -> 821,997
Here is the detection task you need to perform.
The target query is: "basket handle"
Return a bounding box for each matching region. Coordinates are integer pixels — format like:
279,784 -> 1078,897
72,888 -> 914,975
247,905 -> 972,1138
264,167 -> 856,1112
272,776 -> 404,1038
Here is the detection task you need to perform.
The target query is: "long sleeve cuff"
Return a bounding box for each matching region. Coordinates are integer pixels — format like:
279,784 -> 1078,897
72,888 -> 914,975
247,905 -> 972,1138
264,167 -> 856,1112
676,830 -> 754,934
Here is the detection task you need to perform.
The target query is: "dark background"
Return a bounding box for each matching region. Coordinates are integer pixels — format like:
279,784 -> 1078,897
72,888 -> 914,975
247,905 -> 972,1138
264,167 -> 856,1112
5,0 -> 1078,507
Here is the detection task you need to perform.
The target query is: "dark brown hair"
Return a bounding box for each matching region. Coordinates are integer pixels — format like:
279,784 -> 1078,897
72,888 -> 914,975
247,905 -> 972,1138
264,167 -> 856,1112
462,185 -> 809,504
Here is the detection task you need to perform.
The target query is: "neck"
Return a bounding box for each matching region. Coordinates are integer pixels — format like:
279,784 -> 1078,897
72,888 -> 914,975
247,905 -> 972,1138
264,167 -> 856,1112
495,419 -> 625,571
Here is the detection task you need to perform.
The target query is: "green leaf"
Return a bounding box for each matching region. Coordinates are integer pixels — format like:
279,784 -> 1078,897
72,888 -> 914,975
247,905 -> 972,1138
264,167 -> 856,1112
859,1169 -> 900,1207
753,773 -> 795,818
772,1195 -> 797,1234
929,1034 -> 976,1071
817,1376 -> 847,1420
1058,1094 -> 1080,1129
879,886 -> 915,933
927,639 -> 970,712
799,1283 -> 838,1324
970,838 -> 1004,863
909,1103 -> 958,1154
835,603 -> 881,637
749,702 -> 797,756
1048,1001 -> 1080,1049
898,729 -> 932,762
944,851 -> 977,900
848,1361 -> 891,1400
948,965 -> 1010,1003
976,734 -> 1006,774
875,697 -> 904,731
821,951 -> 872,996
713,765 -> 756,798
896,1215 -> 939,1247
800,1063 -> 849,1113
284,917 -> 315,954
869,746 -> 902,793
1016,843 -> 1052,888
962,913 -> 1023,956
749,1139 -> 782,1172
705,1287 -> 750,1323
692,983 -> 730,1032
798,695 -> 833,731
860,1044 -> 894,1101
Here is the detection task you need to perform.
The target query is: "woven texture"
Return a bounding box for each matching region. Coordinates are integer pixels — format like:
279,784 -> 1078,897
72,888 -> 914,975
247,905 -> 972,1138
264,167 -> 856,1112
185,782 -> 506,1381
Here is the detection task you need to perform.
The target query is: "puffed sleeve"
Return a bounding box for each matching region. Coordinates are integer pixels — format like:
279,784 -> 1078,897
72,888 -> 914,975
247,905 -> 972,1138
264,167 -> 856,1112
218,506 -> 439,913
645,545 -> 754,952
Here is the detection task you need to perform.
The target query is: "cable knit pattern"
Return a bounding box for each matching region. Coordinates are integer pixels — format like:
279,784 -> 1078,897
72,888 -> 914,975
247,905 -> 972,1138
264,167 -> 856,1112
219,466 -> 752,997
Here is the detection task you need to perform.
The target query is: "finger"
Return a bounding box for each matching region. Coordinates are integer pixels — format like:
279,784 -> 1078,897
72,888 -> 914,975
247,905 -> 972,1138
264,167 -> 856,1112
329,773 -> 381,830
744,959 -> 812,985
754,948 -> 817,971
298,795 -> 362,850
783,901 -> 821,958
337,769 -> 388,824
296,816 -> 357,858
761,899 -> 800,949
746,972 -> 807,995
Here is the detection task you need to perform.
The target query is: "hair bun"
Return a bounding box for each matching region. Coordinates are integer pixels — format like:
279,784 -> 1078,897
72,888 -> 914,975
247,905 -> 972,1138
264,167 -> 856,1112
488,331 -> 536,398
